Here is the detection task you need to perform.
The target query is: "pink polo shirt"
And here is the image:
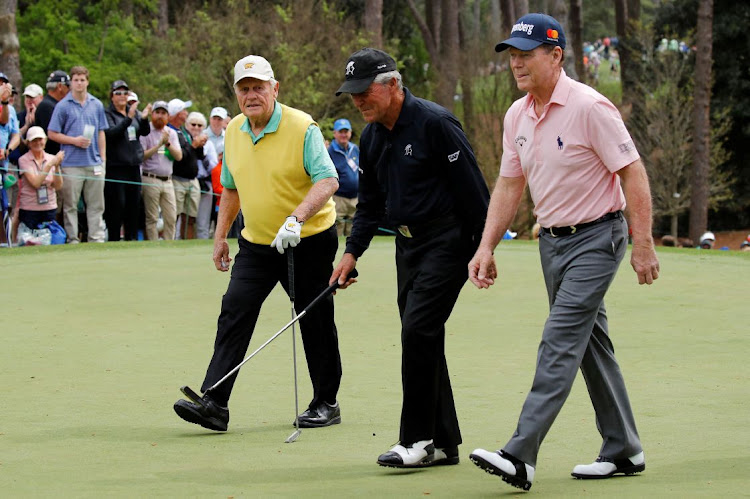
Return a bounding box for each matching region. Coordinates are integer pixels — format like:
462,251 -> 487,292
18,151 -> 59,211
500,70 -> 639,228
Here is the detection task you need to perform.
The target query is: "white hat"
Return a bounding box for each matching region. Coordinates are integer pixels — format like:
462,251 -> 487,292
27,126 -> 46,142
233,55 -> 274,85
700,231 -> 715,242
127,91 -> 138,102
210,106 -> 229,120
23,84 -> 44,98
167,98 -> 192,116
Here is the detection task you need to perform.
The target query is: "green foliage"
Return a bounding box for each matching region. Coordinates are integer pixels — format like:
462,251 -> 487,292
18,0 -> 146,99
652,0 -> 750,228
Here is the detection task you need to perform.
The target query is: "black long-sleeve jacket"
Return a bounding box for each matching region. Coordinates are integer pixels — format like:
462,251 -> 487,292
104,102 -> 148,168
345,88 -> 490,258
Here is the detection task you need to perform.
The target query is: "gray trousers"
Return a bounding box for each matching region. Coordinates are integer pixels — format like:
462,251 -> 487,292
504,215 -> 642,467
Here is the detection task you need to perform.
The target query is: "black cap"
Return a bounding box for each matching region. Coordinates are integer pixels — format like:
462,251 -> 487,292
0,72 -> 8,83
111,79 -> 129,91
152,100 -> 169,112
335,48 -> 397,96
47,70 -> 70,85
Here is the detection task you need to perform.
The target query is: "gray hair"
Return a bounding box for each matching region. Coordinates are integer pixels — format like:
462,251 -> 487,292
233,77 -> 278,92
46,81 -> 60,92
373,70 -> 403,90
187,111 -> 207,127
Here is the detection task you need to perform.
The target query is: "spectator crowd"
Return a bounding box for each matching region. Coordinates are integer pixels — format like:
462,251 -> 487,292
0,67 -> 240,245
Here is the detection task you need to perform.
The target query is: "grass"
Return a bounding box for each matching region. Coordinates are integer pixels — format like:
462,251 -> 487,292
1,238 -> 748,497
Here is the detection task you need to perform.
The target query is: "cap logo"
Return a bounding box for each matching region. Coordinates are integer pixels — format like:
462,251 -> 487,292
511,22 -> 534,36
377,64 -> 387,69
547,29 -> 559,40
345,61 -> 355,76
244,62 -> 254,69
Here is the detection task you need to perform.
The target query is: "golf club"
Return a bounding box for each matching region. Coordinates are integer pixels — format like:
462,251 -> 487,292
179,267 -> 358,411
285,248 -> 301,443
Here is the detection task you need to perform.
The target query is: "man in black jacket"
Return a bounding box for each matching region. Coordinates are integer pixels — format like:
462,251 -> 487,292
34,70 -> 70,155
167,98 -> 206,239
331,48 -> 490,468
104,80 -> 150,241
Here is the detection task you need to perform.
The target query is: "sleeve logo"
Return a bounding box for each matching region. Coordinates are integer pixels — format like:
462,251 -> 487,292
618,140 -> 635,154
448,150 -> 460,162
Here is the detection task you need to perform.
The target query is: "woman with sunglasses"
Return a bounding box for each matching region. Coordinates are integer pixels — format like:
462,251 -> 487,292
103,80 -> 151,241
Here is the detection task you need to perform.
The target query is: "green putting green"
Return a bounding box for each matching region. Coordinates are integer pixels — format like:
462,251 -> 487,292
1,239 -> 748,497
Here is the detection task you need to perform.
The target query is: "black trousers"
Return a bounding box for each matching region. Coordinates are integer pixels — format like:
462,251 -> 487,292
202,225 -> 342,409
395,222 -> 476,448
104,165 -> 141,241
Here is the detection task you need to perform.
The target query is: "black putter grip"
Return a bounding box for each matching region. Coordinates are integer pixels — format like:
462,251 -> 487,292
287,248 -> 295,302
302,268 -> 359,314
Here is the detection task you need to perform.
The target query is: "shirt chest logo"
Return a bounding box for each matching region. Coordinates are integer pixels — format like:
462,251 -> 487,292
557,135 -> 564,150
404,144 -> 412,156
515,135 -> 527,147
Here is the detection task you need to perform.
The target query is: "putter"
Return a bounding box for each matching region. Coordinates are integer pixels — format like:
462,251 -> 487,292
285,248 -> 301,444
179,267 -> 358,411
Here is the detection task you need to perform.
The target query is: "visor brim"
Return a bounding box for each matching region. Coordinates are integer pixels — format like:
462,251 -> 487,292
335,76 -> 377,96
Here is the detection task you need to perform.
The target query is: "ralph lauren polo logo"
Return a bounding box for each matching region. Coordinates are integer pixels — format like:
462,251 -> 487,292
404,144 -> 412,156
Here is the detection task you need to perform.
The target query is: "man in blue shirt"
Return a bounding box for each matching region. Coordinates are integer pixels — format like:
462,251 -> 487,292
48,66 -> 109,243
327,118 -> 359,236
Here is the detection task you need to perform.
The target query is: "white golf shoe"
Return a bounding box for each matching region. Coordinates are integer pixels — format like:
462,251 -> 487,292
377,439 -> 435,468
571,451 -> 645,479
470,448 -> 535,491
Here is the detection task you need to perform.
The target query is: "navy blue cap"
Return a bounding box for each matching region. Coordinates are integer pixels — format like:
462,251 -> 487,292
333,118 -> 352,131
495,13 -> 566,52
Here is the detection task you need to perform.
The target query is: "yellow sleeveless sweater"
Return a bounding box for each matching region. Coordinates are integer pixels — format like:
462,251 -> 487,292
224,105 -> 336,244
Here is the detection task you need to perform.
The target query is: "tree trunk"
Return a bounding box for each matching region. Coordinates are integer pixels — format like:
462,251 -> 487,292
614,0 -> 629,111
689,0 -> 714,243
459,1 -> 475,138
363,0 -> 383,48
0,0 -> 22,92
490,0 -> 501,43
569,0 -> 585,84
552,0 -> 577,80
437,0 -> 460,110
671,213 -> 678,239
426,0 -> 441,50
514,0 -> 528,16
157,0 -> 168,37
500,0 -> 524,101
406,0 -> 460,110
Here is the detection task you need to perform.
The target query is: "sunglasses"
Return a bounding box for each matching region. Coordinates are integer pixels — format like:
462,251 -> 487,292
188,123 -> 204,127
112,90 -> 129,96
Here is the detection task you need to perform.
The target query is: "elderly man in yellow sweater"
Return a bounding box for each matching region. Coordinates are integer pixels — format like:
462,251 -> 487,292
173,55 -> 345,432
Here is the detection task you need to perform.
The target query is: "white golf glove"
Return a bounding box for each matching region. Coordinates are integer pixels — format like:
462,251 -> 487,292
271,216 -> 302,254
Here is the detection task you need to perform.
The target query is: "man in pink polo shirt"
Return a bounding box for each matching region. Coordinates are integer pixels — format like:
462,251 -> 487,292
467,13 -> 659,491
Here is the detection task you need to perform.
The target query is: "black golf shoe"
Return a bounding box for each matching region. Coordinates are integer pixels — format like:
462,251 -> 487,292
294,401 -> 341,428
173,393 -> 229,432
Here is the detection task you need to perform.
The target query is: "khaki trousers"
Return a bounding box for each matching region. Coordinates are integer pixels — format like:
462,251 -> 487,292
141,175 -> 176,240
61,165 -> 106,243
333,195 -> 358,236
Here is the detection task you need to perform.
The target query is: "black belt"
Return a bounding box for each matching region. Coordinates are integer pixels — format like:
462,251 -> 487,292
143,172 -> 171,181
541,211 -> 621,238
396,215 -> 459,238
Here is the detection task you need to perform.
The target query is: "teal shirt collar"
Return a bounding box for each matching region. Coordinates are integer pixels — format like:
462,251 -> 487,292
240,101 -> 282,144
